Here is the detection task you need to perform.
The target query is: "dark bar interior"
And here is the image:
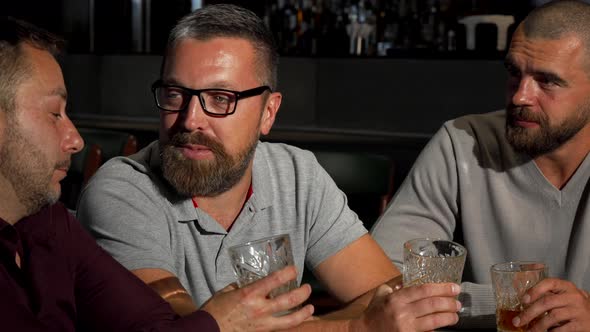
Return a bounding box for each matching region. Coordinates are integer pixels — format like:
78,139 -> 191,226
4,1 -> 590,329
1,0 -> 538,216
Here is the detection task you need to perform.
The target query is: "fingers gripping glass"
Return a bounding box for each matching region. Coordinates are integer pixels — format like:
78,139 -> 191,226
152,80 -> 271,116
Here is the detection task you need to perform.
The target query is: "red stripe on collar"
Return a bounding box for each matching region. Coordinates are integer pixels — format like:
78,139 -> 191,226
192,184 -> 253,208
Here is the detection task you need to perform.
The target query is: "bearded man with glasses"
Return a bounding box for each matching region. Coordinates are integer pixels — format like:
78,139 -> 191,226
0,15 -> 314,332
78,4 -> 462,331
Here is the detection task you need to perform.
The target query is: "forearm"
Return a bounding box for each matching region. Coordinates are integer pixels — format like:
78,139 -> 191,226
278,289 -> 371,331
318,275 -> 402,320
283,276 -> 403,331
165,292 -> 199,316
148,276 -> 199,316
316,288 -> 372,321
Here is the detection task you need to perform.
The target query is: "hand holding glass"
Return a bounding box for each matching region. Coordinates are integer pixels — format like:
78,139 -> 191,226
403,238 -> 467,287
490,261 -> 548,332
228,234 -> 297,299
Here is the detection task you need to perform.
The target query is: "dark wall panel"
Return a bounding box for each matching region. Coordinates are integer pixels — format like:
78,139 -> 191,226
275,58 -> 317,127
316,58 -> 507,134
99,56 -> 161,117
61,55 -> 100,115
63,56 -> 507,137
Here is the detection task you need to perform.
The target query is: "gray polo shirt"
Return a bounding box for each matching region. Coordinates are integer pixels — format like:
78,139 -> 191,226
77,141 -> 367,306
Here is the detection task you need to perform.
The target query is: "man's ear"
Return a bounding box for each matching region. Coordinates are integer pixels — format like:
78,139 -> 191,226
259,92 -> 281,135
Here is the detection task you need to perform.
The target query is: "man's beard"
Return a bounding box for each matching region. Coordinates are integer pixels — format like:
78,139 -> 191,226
0,116 -> 63,215
506,104 -> 590,157
160,132 -> 258,197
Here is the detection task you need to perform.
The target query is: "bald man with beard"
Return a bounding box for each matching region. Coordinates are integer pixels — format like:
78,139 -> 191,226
373,1 -> 590,330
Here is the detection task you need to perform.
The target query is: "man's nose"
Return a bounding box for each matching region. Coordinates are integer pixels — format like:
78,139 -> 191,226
177,96 -> 211,132
62,118 -> 84,154
510,76 -> 535,107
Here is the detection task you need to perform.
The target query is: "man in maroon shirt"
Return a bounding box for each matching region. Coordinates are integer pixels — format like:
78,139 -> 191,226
0,16 -> 313,332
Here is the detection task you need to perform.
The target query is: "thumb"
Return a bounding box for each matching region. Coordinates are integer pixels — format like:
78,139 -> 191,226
375,284 -> 394,298
366,284 -> 394,312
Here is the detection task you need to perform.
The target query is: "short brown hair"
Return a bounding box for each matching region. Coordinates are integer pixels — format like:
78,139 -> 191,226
0,16 -> 64,113
164,4 -> 279,90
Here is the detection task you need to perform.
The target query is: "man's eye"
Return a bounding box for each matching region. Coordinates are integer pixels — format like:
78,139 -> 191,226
166,91 -> 183,99
212,95 -> 230,104
537,76 -> 559,88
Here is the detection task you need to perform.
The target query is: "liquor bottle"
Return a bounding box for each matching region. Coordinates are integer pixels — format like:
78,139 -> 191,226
297,0 -> 314,55
360,0 -> 378,56
319,0 -> 349,56
281,0 -> 298,54
268,0 -> 283,54
375,0 -> 400,55
421,0 -> 441,49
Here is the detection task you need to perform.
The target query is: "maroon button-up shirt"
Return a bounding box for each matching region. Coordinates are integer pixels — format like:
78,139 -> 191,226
0,203 -> 219,332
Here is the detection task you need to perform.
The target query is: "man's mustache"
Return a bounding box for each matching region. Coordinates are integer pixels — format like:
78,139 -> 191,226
167,132 -> 225,154
507,105 -> 544,123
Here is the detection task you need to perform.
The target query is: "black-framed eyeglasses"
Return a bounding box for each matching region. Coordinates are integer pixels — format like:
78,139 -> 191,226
151,80 -> 271,116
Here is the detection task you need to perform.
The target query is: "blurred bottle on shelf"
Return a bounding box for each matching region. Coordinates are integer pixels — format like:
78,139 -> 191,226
9,0 -> 532,56
53,0 -> 529,56
261,0 -> 527,57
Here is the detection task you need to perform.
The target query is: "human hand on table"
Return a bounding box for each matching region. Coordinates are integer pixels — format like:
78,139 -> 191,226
349,282 -> 462,331
200,266 -> 314,332
514,278 -> 590,332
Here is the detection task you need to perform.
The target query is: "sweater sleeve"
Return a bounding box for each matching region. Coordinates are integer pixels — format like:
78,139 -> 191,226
370,124 -> 496,328
371,124 -> 460,264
